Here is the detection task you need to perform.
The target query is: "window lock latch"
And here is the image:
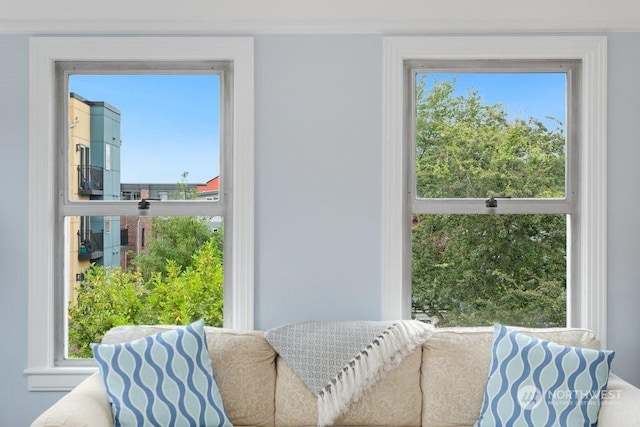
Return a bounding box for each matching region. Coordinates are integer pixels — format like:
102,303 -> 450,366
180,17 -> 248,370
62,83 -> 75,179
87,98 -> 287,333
138,198 -> 160,210
485,196 -> 511,208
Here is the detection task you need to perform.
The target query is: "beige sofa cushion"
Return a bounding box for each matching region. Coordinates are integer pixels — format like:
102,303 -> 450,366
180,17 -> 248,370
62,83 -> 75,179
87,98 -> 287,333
102,325 -> 277,427
598,373 -> 640,425
31,372 -> 113,427
274,347 -> 423,426
420,326 -> 601,427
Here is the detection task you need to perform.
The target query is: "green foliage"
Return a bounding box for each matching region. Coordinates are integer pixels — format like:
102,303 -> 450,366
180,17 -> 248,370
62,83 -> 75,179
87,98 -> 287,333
415,78 -> 565,199
176,171 -> 198,200
67,266 -> 148,358
68,220 -> 224,358
132,216 -> 214,281
412,78 -> 567,327
145,238 -> 224,326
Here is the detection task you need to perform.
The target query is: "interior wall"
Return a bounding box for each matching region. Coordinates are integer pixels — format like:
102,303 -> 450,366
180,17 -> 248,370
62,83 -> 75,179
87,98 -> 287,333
0,35 -> 69,425
254,35 -> 382,328
0,33 -> 639,425
606,33 -> 640,389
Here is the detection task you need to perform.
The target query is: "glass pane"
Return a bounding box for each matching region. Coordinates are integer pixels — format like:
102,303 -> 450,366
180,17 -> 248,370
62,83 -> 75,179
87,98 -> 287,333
415,72 -> 566,199
65,214 -> 224,359
68,74 -> 221,202
411,214 -> 566,328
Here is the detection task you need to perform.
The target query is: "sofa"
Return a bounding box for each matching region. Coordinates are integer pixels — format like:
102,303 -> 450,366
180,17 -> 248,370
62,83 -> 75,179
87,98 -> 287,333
32,323 -> 640,426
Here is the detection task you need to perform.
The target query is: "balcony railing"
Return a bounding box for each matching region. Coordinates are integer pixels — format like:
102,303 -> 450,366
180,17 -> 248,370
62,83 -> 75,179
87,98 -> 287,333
77,165 -> 104,195
77,229 -> 104,261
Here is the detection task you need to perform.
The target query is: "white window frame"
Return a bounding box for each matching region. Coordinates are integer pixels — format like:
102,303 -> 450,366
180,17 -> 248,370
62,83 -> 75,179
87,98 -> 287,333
382,36 -> 607,343
26,37 -> 255,391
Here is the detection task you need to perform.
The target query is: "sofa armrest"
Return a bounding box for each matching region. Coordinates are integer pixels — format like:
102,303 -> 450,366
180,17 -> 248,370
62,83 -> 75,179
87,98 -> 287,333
597,373 -> 640,426
31,372 -> 112,427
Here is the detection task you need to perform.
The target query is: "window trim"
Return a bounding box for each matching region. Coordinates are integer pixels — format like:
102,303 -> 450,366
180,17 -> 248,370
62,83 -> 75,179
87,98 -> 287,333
381,36 -> 607,343
26,36 -> 255,391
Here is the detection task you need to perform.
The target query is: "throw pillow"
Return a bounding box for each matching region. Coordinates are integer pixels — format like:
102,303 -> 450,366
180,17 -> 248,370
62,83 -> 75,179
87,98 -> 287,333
91,319 -> 232,427
475,324 -> 614,427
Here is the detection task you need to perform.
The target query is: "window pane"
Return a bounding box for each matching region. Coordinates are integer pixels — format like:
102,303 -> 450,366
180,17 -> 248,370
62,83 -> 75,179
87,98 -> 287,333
411,214 -> 566,328
66,214 -> 224,359
69,74 -> 221,202
415,73 -> 566,199
65,73 -> 225,359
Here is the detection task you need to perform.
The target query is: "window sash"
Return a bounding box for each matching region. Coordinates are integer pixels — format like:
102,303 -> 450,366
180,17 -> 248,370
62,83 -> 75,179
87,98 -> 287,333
411,199 -> 573,215
56,60 -> 230,215
406,60 -> 581,209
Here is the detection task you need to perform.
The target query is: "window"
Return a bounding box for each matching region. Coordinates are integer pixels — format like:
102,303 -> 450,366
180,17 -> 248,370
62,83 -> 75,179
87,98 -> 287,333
382,37 -> 607,342
409,63 -> 576,327
121,190 -> 141,200
27,37 -> 254,391
62,67 -> 226,362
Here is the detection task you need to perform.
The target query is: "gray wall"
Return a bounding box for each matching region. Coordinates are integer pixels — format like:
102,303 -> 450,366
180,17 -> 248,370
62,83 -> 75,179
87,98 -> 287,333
606,34 -> 640,391
254,36 -> 382,327
0,35 -> 69,425
0,34 -> 639,425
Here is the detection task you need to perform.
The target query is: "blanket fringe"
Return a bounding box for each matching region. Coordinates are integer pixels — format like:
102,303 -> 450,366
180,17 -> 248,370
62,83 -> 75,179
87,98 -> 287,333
316,320 -> 433,426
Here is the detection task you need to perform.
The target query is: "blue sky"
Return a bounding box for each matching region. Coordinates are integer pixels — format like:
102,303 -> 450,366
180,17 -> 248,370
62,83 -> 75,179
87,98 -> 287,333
70,74 -> 220,184
419,72 -> 567,131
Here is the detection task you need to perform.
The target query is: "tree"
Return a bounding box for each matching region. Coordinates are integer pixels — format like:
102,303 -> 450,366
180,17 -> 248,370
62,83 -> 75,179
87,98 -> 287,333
68,227 -> 224,358
67,265 -> 147,358
145,237 -> 224,326
132,216 -> 213,281
176,171 -> 198,200
412,78 -> 567,327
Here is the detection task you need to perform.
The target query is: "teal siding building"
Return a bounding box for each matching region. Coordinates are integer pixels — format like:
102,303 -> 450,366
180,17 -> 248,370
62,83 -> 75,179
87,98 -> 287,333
72,92 -> 123,269
90,100 -> 122,267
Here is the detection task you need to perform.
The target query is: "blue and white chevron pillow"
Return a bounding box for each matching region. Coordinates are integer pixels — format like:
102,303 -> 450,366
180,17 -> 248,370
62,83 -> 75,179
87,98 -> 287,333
475,324 -> 614,427
91,319 -> 232,427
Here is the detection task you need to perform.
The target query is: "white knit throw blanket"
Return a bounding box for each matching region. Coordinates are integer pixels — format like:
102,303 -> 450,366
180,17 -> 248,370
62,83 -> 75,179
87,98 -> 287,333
264,320 -> 433,426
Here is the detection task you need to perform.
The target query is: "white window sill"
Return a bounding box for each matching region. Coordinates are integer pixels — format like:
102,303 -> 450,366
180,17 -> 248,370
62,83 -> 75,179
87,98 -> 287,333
24,367 -> 98,392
